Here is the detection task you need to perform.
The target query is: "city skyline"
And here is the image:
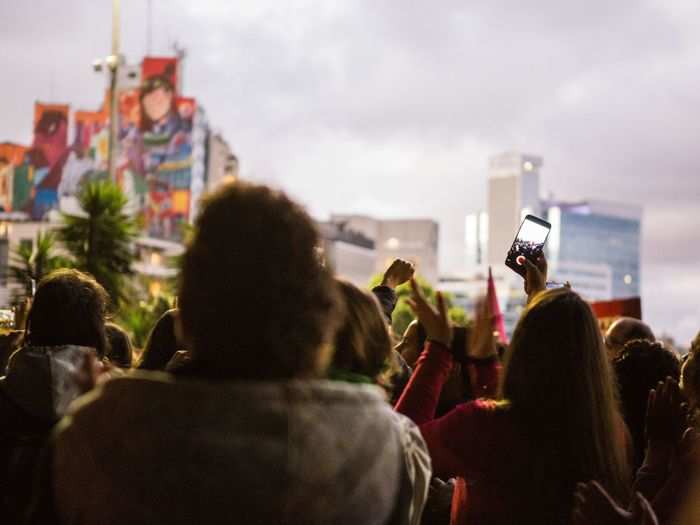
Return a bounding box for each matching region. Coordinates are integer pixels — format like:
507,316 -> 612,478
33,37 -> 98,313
0,1 -> 698,343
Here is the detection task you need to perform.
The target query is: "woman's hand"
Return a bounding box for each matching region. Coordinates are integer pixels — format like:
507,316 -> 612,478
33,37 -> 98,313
381,258 -> 415,289
572,482 -> 658,525
646,377 -> 687,447
524,254 -> 547,299
406,278 -> 452,348
468,296 -> 498,359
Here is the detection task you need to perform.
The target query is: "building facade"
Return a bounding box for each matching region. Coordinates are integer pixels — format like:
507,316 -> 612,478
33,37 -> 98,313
544,200 -> 642,300
318,221 -> 376,288
206,133 -> 239,192
331,214 -> 440,284
461,151 -> 643,335
486,152 -> 542,269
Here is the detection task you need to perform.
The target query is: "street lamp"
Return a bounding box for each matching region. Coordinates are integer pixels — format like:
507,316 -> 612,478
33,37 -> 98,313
92,0 -> 122,182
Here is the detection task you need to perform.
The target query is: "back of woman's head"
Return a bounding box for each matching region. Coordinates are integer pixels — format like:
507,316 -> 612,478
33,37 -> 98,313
105,322 -> 134,368
138,309 -> 179,371
26,269 -> 109,356
681,331 -> 700,413
501,288 -> 629,502
332,280 -> 392,380
614,339 -> 680,468
179,182 -> 342,380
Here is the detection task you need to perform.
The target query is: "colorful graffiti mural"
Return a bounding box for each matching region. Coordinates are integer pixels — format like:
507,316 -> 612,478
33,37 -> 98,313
117,57 -> 195,238
2,56 -> 203,241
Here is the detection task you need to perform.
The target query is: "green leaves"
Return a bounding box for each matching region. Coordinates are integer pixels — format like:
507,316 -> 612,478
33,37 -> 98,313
58,180 -> 138,307
9,230 -> 69,300
368,273 -> 469,337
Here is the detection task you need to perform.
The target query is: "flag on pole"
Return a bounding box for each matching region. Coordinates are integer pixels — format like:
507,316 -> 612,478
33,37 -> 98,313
487,266 -> 508,344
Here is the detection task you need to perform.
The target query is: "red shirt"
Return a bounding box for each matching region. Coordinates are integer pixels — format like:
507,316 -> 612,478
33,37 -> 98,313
395,342 -> 590,525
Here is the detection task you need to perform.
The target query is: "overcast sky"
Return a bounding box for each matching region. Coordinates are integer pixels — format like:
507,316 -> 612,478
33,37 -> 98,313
1,0 -> 698,343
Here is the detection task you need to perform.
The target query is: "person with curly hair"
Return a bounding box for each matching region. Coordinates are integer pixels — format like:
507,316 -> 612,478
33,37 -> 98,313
37,182 -> 415,525
0,269 -> 109,522
613,339 -> 680,470
680,331 -> 700,423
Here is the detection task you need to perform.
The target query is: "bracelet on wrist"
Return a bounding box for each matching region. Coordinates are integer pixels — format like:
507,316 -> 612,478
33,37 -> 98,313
426,338 -> 451,350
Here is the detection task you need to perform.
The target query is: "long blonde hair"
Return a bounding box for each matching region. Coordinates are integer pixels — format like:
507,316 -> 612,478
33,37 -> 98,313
500,288 -> 631,512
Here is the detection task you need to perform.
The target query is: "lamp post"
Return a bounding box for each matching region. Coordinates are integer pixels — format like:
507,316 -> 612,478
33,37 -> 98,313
92,0 -> 122,181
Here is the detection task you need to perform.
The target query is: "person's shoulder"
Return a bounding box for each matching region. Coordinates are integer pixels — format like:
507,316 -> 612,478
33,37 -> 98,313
57,372 -> 173,430
0,380 -> 49,433
457,398 -> 509,413
451,398 -> 511,427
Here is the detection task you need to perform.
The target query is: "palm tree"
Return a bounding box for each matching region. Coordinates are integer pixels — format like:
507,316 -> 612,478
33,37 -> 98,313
58,180 -> 138,306
9,230 -> 69,299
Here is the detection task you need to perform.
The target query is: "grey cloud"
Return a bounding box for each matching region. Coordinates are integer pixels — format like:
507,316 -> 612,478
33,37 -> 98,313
0,0 -> 698,342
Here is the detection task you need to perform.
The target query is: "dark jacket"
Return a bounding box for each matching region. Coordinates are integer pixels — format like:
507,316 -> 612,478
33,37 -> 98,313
0,345 -> 95,524
372,285 -> 398,324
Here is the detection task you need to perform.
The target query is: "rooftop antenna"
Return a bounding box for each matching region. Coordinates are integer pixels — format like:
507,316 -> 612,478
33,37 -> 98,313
172,40 -> 187,93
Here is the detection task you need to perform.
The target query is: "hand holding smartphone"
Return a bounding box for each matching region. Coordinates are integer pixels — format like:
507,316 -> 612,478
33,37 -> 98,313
505,214 -> 551,278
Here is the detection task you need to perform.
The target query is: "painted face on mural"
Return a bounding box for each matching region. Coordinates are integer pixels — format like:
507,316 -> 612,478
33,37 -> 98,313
142,86 -> 173,123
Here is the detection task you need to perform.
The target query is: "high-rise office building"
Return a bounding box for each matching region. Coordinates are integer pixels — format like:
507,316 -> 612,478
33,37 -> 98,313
461,151 -> 643,335
486,152 -> 542,268
544,200 -> 642,300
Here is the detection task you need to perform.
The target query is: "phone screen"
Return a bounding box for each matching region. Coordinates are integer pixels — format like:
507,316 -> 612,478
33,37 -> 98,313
505,215 -> 551,277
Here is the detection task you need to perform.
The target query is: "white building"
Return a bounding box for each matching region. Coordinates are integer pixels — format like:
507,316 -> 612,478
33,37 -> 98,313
331,214 -> 440,285
206,133 -> 238,193
318,221 -> 376,287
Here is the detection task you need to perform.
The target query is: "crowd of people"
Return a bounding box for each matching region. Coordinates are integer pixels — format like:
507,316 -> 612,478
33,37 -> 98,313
0,180 -> 698,524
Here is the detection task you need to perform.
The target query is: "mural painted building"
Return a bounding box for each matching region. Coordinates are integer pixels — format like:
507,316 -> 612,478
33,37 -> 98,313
1,55 -> 219,242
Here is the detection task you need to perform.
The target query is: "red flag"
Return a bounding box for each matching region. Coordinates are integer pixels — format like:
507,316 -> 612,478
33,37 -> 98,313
590,297 -> 642,320
488,266 -> 508,344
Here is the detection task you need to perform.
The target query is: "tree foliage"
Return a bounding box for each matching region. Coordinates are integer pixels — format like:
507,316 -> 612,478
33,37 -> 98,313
368,274 -> 469,337
117,292 -> 174,349
9,230 -> 70,300
58,180 -> 138,306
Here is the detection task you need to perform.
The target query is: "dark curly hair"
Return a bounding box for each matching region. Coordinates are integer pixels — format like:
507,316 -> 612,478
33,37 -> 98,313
613,339 -> 680,469
25,269 -> 109,356
105,322 -> 134,368
681,331 -> 700,416
178,182 -> 342,380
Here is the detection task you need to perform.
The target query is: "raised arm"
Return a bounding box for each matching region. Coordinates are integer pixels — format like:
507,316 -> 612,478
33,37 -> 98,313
372,258 -> 415,323
394,278 -> 453,424
463,296 -> 502,399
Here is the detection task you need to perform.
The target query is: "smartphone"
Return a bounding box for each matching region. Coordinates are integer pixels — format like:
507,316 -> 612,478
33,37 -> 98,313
505,214 -> 551,278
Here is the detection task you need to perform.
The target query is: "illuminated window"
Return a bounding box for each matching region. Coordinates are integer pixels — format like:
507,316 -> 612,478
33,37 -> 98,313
149,281 -> 162,297
385,237 -> 400,250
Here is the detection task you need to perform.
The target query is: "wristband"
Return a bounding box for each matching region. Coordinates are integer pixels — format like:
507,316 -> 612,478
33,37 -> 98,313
426,338 -> 451,351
